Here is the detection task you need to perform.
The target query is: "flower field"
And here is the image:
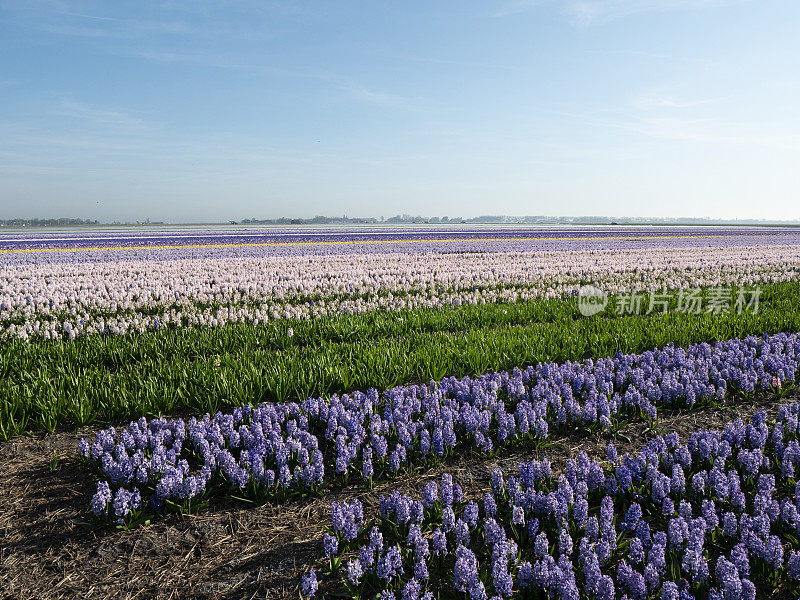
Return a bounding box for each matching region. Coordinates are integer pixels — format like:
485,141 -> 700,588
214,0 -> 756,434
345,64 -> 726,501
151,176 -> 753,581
3,229 -> 800,341
4,224 -> 800,599
319,404 -> 800,600
81,332 -> 797,522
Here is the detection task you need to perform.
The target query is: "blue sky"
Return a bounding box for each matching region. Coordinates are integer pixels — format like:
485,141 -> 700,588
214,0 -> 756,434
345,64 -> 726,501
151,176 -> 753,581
1,0 -> 799,222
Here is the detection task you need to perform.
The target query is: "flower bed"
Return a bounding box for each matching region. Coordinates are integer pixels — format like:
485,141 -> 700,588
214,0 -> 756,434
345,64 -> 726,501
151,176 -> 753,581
80,332 -> 798,524
315,403 -> 800,600
7,242 -> 800,340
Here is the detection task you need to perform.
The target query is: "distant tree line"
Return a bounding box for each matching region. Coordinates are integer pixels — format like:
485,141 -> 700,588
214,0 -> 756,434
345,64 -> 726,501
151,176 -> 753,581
4,215 -> 798,227
241,214 -> 510,225
242,215 -> 381,225
0,218 -> 100,227
241,214 -> 800,226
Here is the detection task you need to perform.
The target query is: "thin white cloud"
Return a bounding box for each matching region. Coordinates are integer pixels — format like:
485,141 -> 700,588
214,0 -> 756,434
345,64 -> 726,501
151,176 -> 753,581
343,84 -> 406,108
382,52 -> 521,73
492,0 -> 751,23
7,1 -> 196,39
491,0 -> 543,17
40,23 -> 118,37
623,87 -> 798,146
631,95 -> 719,110
53,98 -> 154,134
566,0 -> 750,24
132,49 -> 267,70
540,102 -> 800,151
133,50 -> 409,109
59,11 -> 119,22
41,17 -> 194,39
635,116 -> 800,149
0,121 -> 154,153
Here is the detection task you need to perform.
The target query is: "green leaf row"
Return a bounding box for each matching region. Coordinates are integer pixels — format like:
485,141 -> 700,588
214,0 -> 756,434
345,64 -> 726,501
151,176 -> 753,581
1,282 -> 799,440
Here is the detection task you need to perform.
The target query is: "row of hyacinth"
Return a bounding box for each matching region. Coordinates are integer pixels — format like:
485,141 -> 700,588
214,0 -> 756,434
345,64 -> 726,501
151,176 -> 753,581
6,242 -> 800,340
308,403 -> 800,600
80,332 -> 798,523
5,225 -> 797,261
4,224 -> 794,253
